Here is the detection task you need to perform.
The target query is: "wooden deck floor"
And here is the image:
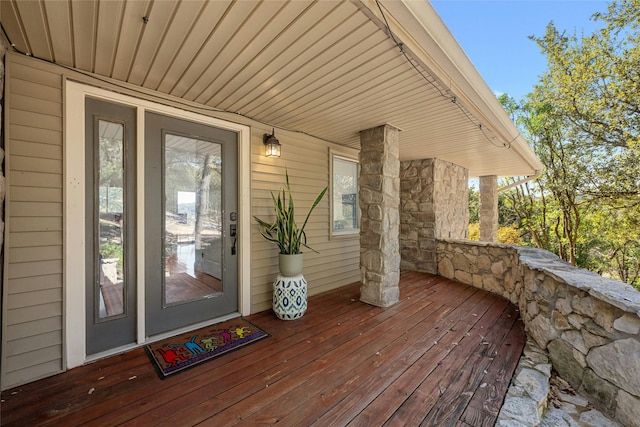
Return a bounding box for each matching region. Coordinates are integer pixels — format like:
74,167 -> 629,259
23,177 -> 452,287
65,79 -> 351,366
1,272 -> 525,426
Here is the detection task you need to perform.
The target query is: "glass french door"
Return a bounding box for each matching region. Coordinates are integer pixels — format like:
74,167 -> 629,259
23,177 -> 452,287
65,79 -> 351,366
85,100 -> 239,354
85,98 -> 137,355
144,112 -> 238,336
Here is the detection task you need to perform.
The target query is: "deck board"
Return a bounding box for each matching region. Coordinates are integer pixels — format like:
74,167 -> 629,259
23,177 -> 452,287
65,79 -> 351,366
1,272 -> 525,426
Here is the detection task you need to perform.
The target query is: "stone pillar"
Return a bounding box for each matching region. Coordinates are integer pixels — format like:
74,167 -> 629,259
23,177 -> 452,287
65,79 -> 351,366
359,124 -> 400,307
400,159 -> 436,273
400,159 -> 468,274
479,175 -> 498,242
433,159 -> 469,239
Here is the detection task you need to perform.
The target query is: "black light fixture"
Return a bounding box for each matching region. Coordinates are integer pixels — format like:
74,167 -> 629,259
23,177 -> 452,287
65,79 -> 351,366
263,128 -> 281,158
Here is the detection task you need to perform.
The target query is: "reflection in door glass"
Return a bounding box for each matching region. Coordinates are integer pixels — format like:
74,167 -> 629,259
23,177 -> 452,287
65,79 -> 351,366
97,120 -> 126,318
164,134 -> 223,305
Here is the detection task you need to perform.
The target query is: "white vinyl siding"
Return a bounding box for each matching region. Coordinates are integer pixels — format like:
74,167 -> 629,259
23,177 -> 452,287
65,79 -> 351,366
250,129 -> 360,313
3,54 -> 64,389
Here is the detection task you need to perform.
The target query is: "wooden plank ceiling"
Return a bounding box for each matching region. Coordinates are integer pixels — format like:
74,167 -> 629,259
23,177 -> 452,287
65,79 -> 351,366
0,0 -> 541,177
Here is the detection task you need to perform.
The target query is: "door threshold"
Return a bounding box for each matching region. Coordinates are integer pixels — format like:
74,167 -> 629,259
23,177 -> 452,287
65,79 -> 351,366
84,312 -> 242,364
144,312 -> 242,345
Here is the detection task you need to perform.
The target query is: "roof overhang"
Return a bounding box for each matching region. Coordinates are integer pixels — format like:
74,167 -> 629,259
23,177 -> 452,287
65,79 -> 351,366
357,0 -> 543,177
0,0 -> 542,178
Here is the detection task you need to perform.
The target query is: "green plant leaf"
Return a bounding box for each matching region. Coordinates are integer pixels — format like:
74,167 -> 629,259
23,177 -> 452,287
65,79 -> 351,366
253,168 -> 327,255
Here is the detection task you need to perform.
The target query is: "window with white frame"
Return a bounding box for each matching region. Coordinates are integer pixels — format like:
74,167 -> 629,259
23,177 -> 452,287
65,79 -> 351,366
332,154 -> 359,236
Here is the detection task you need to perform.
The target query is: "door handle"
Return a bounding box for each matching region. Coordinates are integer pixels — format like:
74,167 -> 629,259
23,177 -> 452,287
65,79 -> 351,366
230,224 -> 237,255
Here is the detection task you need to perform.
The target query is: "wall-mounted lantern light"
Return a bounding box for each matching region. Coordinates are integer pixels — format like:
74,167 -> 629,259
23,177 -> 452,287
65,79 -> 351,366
263,128 -> 281,158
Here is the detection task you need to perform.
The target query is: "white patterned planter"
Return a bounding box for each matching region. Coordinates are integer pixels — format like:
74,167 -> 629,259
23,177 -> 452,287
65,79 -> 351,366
273,274 -> 307,320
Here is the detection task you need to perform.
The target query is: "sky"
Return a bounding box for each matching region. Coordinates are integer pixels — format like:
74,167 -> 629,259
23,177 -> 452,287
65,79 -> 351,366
430,0 -> 609,100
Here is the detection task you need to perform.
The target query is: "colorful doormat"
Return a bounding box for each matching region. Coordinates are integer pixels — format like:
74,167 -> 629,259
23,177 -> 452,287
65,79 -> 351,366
145,318 -> 269,378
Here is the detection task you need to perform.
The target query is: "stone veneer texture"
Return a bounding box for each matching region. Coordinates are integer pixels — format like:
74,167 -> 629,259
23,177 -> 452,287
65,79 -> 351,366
358,125 -> 400,307
400,159 -> 468,274
479,175 -> 498,242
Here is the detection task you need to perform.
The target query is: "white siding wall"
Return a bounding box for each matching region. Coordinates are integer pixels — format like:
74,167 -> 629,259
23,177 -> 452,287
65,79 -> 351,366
1,53 -> 362,389
2,54 -> 64,389
250,128 -> 361,312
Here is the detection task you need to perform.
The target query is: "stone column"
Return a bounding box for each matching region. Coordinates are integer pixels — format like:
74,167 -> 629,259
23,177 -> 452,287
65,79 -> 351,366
433,159 -> 469,239
400,159 -> 437,274
479,175 -> 498,242
359,124 -> 400,307
399,159 -> 468,274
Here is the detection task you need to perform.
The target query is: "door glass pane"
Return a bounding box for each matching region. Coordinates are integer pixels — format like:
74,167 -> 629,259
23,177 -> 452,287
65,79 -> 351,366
98,120 -> 126,318
164,134 -> 223,305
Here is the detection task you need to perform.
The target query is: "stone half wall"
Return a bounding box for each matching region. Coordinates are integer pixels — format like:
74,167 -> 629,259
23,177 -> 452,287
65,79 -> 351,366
437,239 -> 640,426
400,159 -> 468,274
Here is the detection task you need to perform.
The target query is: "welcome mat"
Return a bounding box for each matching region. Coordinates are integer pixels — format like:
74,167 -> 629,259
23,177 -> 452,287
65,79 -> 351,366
145,318 -> 269,378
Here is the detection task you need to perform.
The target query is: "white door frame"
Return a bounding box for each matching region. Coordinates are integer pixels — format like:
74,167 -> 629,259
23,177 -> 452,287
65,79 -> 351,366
64,80 -> 251,369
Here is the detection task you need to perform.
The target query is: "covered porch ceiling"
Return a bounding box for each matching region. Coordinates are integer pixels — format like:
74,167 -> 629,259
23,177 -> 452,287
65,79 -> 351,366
0,0 -> 543,178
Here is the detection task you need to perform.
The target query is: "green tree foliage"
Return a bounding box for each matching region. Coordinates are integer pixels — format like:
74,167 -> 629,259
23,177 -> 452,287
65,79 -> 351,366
531,0 -> 640,203
497,224 -> 523,245
467,222 -> 522,245
500,92 -> 588,265
498,0 -> 640,289
501,91 -> 640,287
582,205 -> 640,288
468,222 -> 479,241
469,186 -> 479,223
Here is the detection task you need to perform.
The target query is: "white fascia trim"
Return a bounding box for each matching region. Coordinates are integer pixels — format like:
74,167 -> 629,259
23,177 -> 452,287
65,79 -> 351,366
353,0 -> 544,175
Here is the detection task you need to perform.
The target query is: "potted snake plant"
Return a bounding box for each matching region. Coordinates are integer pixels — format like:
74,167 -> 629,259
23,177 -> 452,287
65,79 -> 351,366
254,169 -> 327,276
